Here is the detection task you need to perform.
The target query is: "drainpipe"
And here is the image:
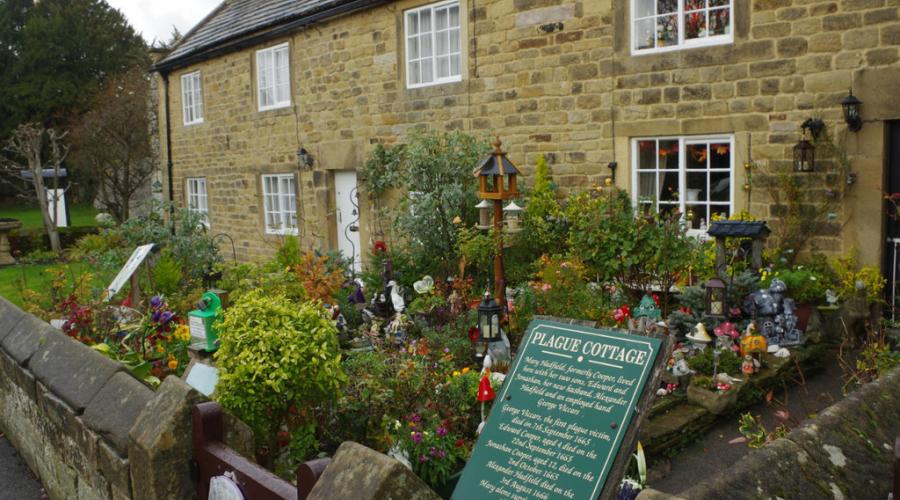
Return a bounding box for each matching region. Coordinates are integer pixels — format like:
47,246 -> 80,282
162,71 -> 176,235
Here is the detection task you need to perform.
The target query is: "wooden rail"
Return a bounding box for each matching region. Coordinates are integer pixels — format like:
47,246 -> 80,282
192,401 -> 329,500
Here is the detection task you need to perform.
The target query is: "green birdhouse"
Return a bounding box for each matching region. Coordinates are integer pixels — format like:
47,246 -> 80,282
634,295 -> 661,321
188,291 -> 223,352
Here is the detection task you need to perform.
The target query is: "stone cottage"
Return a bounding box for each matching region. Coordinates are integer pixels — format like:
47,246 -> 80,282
152,0 -> 900,279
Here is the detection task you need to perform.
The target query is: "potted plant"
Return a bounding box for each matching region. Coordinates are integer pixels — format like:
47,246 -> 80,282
762,266 -> 826,331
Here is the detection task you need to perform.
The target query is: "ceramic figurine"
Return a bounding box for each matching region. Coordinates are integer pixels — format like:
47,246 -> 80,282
670,350 -> 692,377
741,354 -> 760,375
388,280 -> 406,313
750,278 -> 803,346
714,372 -> 742,385
686,322 -> 713,351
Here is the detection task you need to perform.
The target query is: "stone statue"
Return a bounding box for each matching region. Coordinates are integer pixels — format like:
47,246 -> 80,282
751,278 -> 803,347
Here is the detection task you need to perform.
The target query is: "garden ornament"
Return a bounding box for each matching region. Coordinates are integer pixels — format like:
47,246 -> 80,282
388,280 -> 406,313
686,322 -> 713,351
670,351 -> 692,377
740,323 -> 768,357
476,374 -> 496,435
634,295 -> 661,320
413,275 -> 434,295
774,347 -> 791,358
486,330 -> 511,373
741,354 -> 760,375
825,289 -> 839,307
751,279 -> 803,347
713,372 -> 742,385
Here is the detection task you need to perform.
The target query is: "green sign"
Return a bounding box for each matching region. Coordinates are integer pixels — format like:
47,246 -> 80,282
452,319 -> 662,500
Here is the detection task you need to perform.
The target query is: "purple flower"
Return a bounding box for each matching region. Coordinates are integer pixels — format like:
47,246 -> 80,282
150,296 -> 163,310
436,426 -> 448,437
418,455 -> 429,463
443,347 -> 450,353
430,446 -> 438,456
159,311 -> 175,324
411,432 -> 423,444
410,414 -> 421,423
437,450 -> 446,459
151,310 -> 161,323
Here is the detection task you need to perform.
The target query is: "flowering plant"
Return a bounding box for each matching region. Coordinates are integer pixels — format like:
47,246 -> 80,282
390,413 -> 468,488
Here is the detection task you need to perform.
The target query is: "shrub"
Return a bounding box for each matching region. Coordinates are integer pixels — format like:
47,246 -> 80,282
687,347 -> 741,376
214,290 -> 346,473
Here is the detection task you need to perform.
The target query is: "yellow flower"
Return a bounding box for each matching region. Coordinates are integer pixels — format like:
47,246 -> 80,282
462,367 -> 470,374
452,370 -> 461,377
174,325 -> 191,342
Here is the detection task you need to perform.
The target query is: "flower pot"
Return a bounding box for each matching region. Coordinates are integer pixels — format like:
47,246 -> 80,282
435,469 -> 464,499
687,381 -> 742,415
794,302 -> 813,332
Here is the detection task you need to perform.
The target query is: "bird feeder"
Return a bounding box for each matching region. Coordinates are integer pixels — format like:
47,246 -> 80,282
475,137 -> 521,201
476,199 -> 492,230
188,291 -> 223,352
706,277 -> 727,320
503,201 -> 524,233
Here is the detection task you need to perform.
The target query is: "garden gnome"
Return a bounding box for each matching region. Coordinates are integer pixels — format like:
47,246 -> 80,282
670,350 -> 692,377
741,354 -> 760,375
686,323 -> 713,352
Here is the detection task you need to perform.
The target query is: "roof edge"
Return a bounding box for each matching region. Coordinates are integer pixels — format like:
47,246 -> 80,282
153,0 -> 388,73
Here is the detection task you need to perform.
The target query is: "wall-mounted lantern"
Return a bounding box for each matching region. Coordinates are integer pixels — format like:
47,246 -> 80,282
297,147 -> 314,169
793,134 -> 815,173
840,89 -> 863,132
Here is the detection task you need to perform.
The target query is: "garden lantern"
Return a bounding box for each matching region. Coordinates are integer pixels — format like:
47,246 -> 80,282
476,199 -> 492,230
793,133 -> 815,172
706,277 -> 727,320
477,291 -> 502,342
840,89 -> 863,132
503,201 -> 523,233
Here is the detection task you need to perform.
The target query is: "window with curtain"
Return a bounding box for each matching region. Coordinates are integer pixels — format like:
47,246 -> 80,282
632,135 -> 733,231
261,174 -> 298,235
405,0 -> 461,88
632,0 -> 732,54
256,43 -> 291,110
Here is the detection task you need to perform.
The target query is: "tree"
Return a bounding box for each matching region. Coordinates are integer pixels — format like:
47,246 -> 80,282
0,0 -> 147,139
72,66 -> 155,222
1,123 -> 69,252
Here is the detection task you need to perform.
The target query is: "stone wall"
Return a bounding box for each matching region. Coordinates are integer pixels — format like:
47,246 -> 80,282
158,0 -> 900,264
0,297 -> 253,500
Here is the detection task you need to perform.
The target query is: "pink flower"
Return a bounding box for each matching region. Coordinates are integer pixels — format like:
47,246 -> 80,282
411,432 -> 423,444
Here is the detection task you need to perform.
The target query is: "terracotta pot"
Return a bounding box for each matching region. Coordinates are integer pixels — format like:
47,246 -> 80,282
794,303 -> 813,332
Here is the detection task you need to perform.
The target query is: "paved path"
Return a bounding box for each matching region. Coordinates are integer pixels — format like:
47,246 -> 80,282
0,435 -> 44,500
648,348 -> 849,495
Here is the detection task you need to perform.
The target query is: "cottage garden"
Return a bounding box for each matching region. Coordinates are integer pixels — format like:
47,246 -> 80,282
12,130 -> 900,497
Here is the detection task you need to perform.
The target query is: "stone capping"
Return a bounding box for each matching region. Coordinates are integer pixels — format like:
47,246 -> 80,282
83,372 -> 155,455
679,364 -> 900,500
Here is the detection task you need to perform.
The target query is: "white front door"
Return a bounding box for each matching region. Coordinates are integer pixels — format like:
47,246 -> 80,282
334,170 -> 362,273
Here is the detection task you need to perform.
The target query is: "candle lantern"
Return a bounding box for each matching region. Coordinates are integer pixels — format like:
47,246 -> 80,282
503,201 -> 523,233
477,291 -> 502,342
706,277 -> 727,320
476,199 -> 492,230
793,134 -> 815,172
840,89 -> 862,132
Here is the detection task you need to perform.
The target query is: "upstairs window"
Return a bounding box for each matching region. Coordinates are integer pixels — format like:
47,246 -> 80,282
181,71 -> 203,125
632,135 -> 733,232
186,177 -> 209,227
256,43 -> 291,110
632,0 -> 732,54
405,0 -> 461,88
262,174 -> 298,235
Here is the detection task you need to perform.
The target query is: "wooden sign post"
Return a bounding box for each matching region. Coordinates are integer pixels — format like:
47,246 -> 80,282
453,317 -> 670,500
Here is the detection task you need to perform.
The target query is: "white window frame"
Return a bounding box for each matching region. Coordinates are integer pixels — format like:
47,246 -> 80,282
631,0 -> 733,55
181,71 -> 203,125
404,0 -> 462,89
261,173 -> 298,235
630,135 -> 734,236
186,177 -> 209,227
256,43 -> 291,111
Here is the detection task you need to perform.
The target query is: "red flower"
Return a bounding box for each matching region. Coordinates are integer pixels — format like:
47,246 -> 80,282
373,241 -> 388,254
468,326 -> 480,342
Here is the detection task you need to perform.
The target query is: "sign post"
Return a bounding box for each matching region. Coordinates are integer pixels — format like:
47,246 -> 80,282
104,244 -> 155,302
452,317 -> 670,500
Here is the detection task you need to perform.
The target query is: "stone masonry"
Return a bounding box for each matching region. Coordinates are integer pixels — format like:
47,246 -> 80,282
158,0 -> 900,264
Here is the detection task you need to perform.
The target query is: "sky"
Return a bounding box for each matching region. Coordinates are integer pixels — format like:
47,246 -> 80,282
105,0 -> 223,46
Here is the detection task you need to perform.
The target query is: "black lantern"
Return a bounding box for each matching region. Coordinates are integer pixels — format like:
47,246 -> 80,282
477,291 -> 502,342
793,134 -> 815,172
840,89 -> 862,132
297,147 -> 314,169
706,277 -> 727,320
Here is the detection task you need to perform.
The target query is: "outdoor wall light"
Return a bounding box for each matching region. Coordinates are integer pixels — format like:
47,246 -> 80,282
793,126 -> 816,173
840,89 -> 863,132
607,161 -> 618,183
297,147 -> 314,169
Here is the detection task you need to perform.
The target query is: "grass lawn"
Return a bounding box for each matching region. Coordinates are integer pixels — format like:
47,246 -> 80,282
0,261 -> 110,308
0,204 -> 99,229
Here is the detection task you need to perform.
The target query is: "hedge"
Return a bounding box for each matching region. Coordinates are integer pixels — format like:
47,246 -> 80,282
9,226 -> 98,255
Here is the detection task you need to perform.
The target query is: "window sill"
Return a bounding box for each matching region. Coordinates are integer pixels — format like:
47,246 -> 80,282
265,228 -> 299,236
631,36 -> 733,57
258,102 -> 292,113
183,119 -> 204,127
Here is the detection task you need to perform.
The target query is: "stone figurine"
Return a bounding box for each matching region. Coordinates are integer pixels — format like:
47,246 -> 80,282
750,278 -> 804,347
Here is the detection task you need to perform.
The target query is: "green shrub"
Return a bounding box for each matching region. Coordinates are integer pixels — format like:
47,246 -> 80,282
214,290 -> 346,474
687,348 -> 741,376
153,251 -> 183,296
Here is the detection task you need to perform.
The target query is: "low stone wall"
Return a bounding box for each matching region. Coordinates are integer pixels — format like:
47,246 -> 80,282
641,364 -> 900,500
